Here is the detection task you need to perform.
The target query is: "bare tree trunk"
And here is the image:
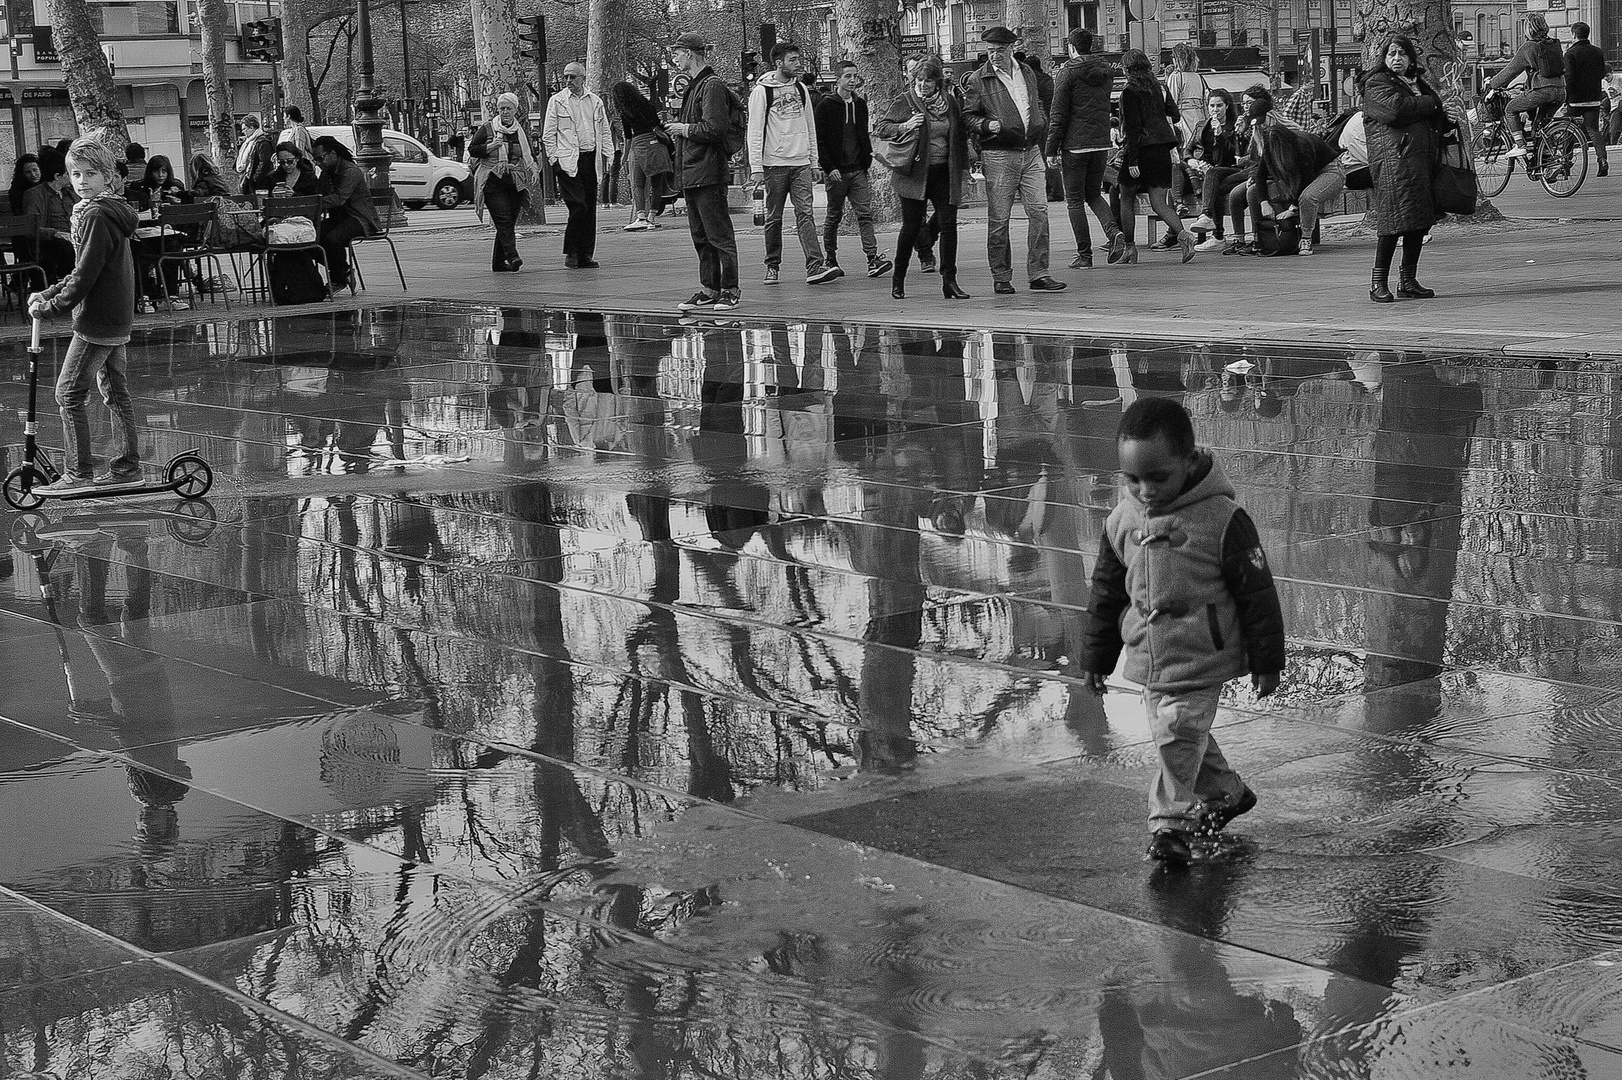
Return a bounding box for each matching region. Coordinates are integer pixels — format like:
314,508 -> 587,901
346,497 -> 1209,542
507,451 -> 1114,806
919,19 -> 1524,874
470,0 -> 526,115
194,0 -> 238,181
833,2 -> 905,222
585,0 -> 627,97
1006,0 -> 1046,55
44,0 -> 129,147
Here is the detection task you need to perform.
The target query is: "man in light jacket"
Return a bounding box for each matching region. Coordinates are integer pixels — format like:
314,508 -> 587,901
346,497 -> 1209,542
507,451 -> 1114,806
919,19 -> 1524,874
748,42 -> 841,285
543,61 -> 614,268
962,26 -> 1066,294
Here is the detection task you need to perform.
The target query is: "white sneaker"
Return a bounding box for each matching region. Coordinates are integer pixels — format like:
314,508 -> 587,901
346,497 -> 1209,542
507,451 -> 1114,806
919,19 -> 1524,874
168,299 -> 190,311
1195,236 -> 1225,252
623,218 -> 651,231
1504,143 -> 1530,158
1298,239 -> 1314,256
1189,214 -> 1217,231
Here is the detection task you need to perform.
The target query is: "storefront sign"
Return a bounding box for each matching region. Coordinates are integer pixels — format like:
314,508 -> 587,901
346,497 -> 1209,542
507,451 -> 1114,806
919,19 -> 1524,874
21,87 -> 69,103
32,26 -> 57,63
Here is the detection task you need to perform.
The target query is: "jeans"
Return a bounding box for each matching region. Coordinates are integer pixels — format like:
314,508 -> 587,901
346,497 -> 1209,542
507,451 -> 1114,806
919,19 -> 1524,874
823,167 -> 879,265
1507,85 -> 1565,139
320,213 -> 371,286
1228,180 -> 1253,238
556,153 -> 599,258
982,146 -> 1050,282
1199,166 -> 1245,236
56,334 -> 139,480
1060,148 -> 1119,255
894,164 -> 958,279
1298,162 -> 1347,233
1569,105 -> 1610,167
685,182 -> 739,294
598,149 -> 622,204
762,164 -> 825,272
627,133 -> 657,216
483,175 -> 522,268
1143,685 -> 1245,833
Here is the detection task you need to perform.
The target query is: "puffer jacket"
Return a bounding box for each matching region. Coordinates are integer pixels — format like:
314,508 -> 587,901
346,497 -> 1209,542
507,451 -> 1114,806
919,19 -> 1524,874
962,62 -> 1048,151
1045,55 -> 1115,155
1079,452 -> 1285,693
1361,70 -> 1448,235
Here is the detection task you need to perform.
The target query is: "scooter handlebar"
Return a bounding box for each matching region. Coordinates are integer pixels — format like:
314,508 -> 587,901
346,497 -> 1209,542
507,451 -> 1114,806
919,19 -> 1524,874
30,315 -> 40,352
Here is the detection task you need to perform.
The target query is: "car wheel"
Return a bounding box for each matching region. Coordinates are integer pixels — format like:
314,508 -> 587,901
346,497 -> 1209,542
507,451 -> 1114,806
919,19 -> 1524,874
434,181 -> 462,209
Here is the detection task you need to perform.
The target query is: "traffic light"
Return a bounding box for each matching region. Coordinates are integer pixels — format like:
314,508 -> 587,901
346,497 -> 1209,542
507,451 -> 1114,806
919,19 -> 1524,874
518,15 -> 546,63
242,18 -> 283,62
427,88 -> 441,116
741,50 -> 758,78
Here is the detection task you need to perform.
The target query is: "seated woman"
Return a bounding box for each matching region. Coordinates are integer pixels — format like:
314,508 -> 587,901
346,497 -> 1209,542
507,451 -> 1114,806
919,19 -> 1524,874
19,148 -> 76,283
266,142 -> 320,197
1247,123 -> 1343,257
187,153 -> 233,198
8,153 -> 41,215
310,135 -> 379,292
1184,89 -> 1246,248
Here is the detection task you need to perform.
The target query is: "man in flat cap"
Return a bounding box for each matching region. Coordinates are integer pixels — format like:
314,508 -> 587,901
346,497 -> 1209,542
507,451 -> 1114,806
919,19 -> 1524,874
962,26 -> 1066,294
666,32 -> 743,311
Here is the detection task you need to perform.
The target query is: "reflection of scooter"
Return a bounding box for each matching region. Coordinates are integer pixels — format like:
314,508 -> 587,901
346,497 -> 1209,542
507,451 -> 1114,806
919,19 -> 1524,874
2,318 -> 213,510
10,497 -> 218,552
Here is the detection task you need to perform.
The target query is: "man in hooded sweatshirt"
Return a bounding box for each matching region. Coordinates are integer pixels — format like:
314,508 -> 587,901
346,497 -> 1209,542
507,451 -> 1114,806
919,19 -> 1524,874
1046,28 -> 1126,267
748,42 -> 842,286
29,136 -> 142,493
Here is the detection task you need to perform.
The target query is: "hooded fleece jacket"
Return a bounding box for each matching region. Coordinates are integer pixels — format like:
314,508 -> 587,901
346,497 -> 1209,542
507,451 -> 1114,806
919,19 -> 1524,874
35,193 -> 138,346
1079,451 -> 1285,693
748,73 -> 816,169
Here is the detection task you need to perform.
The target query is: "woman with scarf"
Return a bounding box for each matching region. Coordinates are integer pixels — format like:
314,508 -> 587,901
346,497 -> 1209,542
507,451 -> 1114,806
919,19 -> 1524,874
1362,34 -> 1452,301
1117,49 -> 1196,264
235,114 -> 275,194
874,57 -> 972,301
468,92 -> 539,272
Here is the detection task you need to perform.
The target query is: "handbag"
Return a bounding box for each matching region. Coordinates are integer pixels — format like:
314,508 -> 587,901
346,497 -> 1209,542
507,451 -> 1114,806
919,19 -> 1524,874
1102,147 -> 1124,190
1254,216 -> 1303,256
874,126 -> 922,172
1433,135 -> 1478,215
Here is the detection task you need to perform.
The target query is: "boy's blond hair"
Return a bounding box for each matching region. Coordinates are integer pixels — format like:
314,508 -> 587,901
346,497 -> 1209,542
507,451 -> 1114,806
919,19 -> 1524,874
65,136 -> 123,192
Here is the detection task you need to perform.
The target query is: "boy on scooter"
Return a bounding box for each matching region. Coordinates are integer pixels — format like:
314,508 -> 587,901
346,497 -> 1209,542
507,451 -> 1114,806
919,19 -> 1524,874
28,135 -> 142,493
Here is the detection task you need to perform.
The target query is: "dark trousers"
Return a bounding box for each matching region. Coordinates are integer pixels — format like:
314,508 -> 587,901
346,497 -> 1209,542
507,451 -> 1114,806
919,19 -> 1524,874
320,214 -> 371,286
556,154 -> 599,259
1570,105 -> 1609,167
893,165 -> 957,279
1374,230 -> 1425,273
1060,149 -> 1120,255
684,182 -> 739,294
1201,166 -> 1245,236
483,175 -> 522,269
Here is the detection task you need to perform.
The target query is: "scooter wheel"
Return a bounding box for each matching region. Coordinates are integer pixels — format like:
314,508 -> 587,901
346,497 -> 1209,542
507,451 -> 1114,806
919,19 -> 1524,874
9,512 -> 48,551
166,455 -> 213,499
3,466 -> 46,511
168,498 -> 218,545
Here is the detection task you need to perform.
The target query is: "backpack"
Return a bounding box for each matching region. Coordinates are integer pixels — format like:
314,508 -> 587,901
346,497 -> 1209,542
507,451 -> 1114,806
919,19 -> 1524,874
1322,108 -> 1358,153
269,250 -> 327,305
693,73 -> 748,160
1537,37 -> 1565,79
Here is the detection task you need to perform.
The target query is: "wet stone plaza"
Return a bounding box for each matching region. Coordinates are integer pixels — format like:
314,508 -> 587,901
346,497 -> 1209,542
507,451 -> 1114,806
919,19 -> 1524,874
3,302 -> 1622,1078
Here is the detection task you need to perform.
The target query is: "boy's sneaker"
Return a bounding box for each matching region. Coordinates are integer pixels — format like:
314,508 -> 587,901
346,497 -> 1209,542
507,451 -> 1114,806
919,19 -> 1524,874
711,291 -> 741,311
806,265 -> 843,284
1298,239 -> 1315,257
623,218 -> 651,231
867,256 -> 894,278
1196,236 -> 1226,252
917,253 -> 937,273
1145,829 -> 1193,866
94,470 -> 143,488
1070,251 -> 1093,269
679,291 -> 717,312
1199,787 -> 1258,836
763,267 -> 780,285
1107,234 -> 1127,264
1189,214 -> 1217,231
34,474 -> 94,495
1222,239 -> 1258,256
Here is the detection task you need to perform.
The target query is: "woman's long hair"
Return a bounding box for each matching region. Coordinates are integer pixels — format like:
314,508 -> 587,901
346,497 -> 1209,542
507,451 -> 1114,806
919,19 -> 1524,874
186,153 -> 218,189
8,153 -> 40,209
1121,49 -> 1159,96
1257,122 -> 1327,201
610,81 -> 661,132
1372,34 -> 1423,76
1170,42 -> 1200,73
1205,88 -> 1237,131
142,154 -> 176,188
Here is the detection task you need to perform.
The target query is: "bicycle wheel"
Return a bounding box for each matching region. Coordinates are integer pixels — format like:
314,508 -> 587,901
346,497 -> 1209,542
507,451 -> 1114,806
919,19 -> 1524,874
1475,127 -> 1514,198
1540,121 -> 1588,197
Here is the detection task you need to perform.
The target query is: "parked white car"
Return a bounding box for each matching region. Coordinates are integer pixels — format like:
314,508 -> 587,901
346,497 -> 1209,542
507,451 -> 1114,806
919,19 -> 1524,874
306,125 -> 472,209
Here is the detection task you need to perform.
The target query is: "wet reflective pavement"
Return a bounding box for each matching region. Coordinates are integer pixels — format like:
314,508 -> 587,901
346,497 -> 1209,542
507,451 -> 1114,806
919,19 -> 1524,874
3,304 -> 1622,1078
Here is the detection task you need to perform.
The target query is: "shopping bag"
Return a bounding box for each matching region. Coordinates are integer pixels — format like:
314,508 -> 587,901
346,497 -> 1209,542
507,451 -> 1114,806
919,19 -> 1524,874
1433,137 -> 1478,216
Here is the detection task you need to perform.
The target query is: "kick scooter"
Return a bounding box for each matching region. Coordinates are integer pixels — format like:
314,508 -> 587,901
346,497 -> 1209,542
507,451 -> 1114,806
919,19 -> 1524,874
3,317 -> 213,511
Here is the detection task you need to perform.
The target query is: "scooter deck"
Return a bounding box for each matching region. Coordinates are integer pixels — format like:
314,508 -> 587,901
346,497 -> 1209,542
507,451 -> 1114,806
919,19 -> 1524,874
36,480 -> 182,502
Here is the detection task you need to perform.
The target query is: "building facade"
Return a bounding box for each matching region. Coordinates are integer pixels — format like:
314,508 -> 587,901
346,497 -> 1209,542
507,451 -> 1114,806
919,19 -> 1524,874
1,0 -> 278,170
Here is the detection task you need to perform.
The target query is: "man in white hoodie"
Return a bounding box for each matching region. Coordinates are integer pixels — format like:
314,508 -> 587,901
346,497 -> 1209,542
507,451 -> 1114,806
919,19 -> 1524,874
748,43 -> 841,285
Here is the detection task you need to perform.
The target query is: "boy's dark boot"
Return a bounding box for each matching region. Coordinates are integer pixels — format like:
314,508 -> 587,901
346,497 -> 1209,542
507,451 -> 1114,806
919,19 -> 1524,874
1370,268 -> 1395,303
1145,829 -> 1192,866
1199,787 -> 1257,837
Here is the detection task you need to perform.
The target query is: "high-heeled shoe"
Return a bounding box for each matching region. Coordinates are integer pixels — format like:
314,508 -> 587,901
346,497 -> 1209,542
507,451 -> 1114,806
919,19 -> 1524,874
942,277 -> 970,300
507,257 -> 524,271
1120,244 -> 1139,264
891,277 -> 905,300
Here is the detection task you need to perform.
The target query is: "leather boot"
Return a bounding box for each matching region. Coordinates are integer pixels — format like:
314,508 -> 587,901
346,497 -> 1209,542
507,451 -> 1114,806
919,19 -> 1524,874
942,276 -> 970,300
891,274 -> 905,300
1370,268 -> 1395,303
1396,269 -> 1435,299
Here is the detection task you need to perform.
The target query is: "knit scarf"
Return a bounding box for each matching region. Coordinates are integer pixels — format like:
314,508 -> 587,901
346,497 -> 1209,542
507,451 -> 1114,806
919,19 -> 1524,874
474,115 -> 538,220
236,131 -> 262,175
69,189 -> 123,249
918,89 -> 949,121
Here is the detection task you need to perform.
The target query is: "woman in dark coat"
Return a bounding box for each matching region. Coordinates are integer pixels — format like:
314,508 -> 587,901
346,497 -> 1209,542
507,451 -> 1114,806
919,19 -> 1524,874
874,57 -> 972,300
467,91 -> 539,273
1118,49 -> 1196,263
1362,34 -> 1452,302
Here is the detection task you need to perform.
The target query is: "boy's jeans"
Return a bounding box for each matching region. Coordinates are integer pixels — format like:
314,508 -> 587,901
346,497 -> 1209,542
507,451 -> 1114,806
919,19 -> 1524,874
823,167 -> 880,266
56,335 -> 139,480
762,164 -> 826,273
1143,685 -> 1246,833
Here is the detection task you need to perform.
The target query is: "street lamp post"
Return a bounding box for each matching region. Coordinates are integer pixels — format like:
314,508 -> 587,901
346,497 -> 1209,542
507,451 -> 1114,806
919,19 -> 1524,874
352,0 -> 392,188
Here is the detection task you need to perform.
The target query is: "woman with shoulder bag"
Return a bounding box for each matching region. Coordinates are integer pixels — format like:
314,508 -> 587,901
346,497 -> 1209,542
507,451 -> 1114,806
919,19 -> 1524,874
1118,49 -> 1196,263
1361,34 -> 1453,301
468,92 -> 540,272
612,81 -> 675,232
875,57 -> 972,300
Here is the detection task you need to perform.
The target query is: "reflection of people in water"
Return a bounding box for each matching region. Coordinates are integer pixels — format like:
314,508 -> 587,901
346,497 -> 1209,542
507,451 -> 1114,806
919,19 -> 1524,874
71,534 -> 190,852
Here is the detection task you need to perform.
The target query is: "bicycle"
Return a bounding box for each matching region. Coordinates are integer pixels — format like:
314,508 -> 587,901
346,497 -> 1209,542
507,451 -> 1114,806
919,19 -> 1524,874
1472,88 -> 1589,198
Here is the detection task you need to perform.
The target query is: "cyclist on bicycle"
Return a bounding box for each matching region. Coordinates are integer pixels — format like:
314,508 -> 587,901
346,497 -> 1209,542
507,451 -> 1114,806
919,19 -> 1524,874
1486,13 -> 1566,159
